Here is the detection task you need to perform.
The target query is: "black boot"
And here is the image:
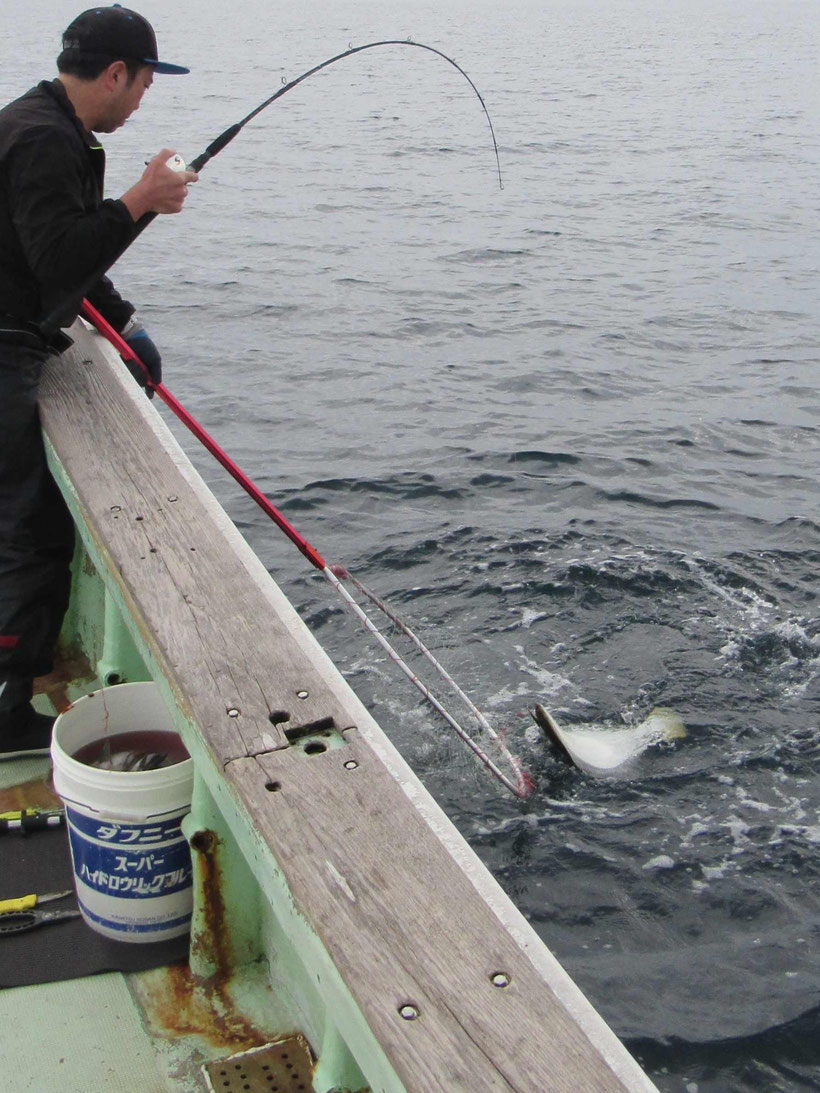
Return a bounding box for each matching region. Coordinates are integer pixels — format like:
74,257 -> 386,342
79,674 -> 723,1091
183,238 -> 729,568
0,678 -> 54,760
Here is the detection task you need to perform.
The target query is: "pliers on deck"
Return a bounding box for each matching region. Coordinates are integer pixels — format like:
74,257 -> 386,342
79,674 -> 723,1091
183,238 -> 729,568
0,889 -> 80,935
0,908 -> 81,935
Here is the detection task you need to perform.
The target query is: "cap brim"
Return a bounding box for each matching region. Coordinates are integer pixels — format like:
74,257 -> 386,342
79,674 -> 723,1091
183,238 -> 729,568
146,59 -> 190,74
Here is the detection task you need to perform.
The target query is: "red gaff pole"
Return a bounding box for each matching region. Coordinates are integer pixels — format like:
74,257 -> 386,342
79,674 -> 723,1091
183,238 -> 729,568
79,299 -> 533,799
80,300 -> 326,572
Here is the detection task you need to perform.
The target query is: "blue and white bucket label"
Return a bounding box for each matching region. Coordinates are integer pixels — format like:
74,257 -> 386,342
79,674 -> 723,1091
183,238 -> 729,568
67,808 -> 192,898
65,805 -> 193,940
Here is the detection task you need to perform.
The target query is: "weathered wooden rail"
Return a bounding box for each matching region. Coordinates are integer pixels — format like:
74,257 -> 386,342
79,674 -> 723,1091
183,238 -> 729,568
39,321 -> 659,1093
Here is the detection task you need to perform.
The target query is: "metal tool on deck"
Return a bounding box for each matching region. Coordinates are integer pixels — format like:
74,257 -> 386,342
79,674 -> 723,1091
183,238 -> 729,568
0,908 -> 81,935
0,890 -> 80,935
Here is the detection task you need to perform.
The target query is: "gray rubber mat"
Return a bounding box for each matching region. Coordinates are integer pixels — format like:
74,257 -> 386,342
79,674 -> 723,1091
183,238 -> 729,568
0,824 -> 188,988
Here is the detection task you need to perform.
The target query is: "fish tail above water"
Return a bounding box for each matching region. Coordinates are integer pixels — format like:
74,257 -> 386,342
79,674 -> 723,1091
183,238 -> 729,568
531,703 -> 686,775
643,707 -> 687,741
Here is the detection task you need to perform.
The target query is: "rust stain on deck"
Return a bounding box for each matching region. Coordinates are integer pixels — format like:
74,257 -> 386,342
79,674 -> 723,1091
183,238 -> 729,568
34,642 -> 96,714
141,962 -> 271,1052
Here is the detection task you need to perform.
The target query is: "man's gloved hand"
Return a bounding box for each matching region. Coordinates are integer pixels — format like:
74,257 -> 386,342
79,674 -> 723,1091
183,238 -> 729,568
120,318 -> 162,398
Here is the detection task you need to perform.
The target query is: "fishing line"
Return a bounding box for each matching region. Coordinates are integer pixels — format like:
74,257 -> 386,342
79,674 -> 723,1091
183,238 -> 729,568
40,39 -> 502,337
80,299 -> 533,799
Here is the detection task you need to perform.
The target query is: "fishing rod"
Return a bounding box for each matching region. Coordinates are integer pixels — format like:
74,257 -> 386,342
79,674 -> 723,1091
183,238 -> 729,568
40,39 -> 502,338
81,299 -> 533,800
190,39 -> 503,181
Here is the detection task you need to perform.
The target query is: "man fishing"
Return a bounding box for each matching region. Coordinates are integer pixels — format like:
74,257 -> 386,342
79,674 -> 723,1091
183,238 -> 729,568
0,5 -> 197,758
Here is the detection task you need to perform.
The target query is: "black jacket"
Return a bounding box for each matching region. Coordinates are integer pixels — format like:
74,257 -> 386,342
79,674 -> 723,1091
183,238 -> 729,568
0,79 -> 137,335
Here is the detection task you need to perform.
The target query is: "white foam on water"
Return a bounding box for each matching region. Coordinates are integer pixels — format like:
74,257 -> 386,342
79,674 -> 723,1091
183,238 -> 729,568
512,644 -> 578,699
518,606 -> 547,629
642,855 -> 676,870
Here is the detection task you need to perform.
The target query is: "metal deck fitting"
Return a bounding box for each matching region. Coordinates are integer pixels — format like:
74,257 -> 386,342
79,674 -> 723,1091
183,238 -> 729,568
202,1036 -> 315,1093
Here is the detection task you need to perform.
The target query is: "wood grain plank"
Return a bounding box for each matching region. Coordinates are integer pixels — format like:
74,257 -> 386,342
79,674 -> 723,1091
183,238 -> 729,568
39,326 -> 354,764
229,734 -> 636,1093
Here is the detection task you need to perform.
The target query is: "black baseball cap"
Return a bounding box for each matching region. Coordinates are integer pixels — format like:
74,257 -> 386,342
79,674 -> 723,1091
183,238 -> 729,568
62,5 -> 189,75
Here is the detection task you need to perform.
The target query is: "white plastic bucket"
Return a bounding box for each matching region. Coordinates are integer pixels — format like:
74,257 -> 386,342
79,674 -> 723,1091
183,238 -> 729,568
51,682 -> 194,944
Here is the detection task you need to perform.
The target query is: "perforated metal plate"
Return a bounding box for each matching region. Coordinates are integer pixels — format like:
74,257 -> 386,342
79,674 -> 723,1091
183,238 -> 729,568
202,1036 -> 315,1093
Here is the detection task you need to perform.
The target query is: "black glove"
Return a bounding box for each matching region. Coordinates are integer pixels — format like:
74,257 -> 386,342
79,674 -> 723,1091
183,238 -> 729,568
122,323 -> 162,398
